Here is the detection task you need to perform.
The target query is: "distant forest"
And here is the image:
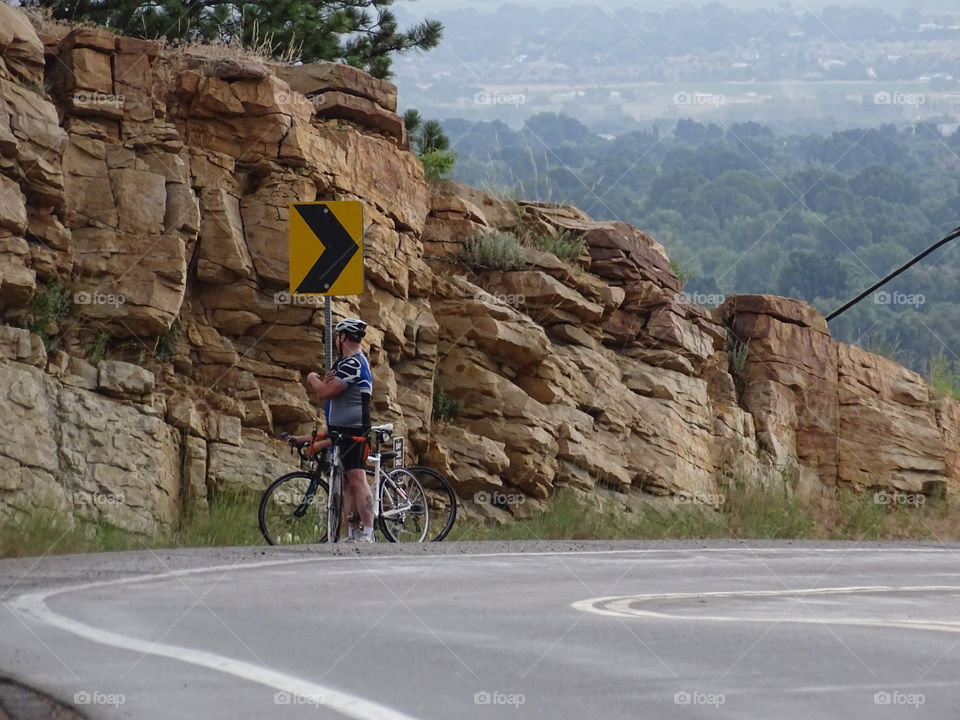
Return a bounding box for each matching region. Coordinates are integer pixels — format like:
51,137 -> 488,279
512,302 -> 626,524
443,113 -> 960,374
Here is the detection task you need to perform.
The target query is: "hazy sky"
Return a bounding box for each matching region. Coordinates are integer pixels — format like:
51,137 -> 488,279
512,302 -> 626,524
411,0 -> 954,12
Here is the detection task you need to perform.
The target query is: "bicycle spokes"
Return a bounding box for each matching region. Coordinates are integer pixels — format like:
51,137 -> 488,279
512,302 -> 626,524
378,469 -> 429,542
258,473 -> 329,545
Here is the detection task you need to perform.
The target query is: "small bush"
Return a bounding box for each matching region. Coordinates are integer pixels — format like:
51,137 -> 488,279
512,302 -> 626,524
420,149 -> 456,182
725,328 -> 750,377
22,279 -> 71,349
532,230 -> 586,264
463,229 -> 526,271
432,383 -> 460,423
670,259 -> 696,288
26,79 -> 51,98
928,353 -> 960,400
407,111 -> 456,181
155,318 -> 182,363
86,331 -> 111,365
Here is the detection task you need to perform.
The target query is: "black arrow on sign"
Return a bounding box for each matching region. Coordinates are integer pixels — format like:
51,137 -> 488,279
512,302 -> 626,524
294,204 -> 359,293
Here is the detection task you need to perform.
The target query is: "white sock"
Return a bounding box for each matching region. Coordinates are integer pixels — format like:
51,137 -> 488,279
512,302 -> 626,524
363,526 -> 374,539
348,524 -> 359,539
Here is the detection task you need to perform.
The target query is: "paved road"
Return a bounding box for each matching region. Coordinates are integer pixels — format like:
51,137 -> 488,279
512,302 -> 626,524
2,540 -> 960,719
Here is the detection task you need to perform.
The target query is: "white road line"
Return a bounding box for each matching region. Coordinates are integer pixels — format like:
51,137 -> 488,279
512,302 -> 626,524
572,585 -> 960,633
12,575 -> 421,720
8,545 -> 951,605
785,679 -> 960,694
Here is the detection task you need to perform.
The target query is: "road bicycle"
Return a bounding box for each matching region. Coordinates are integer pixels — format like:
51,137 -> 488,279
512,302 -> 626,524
393,465 -> 457,542
258,423 -> 429,544
361,431 -> 458,542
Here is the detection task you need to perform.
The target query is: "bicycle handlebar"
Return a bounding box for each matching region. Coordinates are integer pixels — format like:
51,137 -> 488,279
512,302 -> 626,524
283,423 -> 391,464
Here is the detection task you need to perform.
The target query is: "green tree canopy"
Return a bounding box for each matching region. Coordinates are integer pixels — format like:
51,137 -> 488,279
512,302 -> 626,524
26,0 -> 442,78
523,112 -> 591,146
404,109 -> 455,181
777,249 -> 850,301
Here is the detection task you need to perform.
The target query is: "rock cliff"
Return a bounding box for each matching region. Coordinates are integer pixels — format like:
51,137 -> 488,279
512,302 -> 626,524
0,5 -> 957,533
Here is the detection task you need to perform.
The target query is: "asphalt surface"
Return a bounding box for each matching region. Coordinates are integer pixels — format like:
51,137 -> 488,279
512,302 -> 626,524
2,540 -> 960,719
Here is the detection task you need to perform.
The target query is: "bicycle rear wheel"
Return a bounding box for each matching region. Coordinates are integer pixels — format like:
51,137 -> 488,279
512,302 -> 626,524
259,472 -> 329,545
378,469 -> 429,542
403,466 -> 457,542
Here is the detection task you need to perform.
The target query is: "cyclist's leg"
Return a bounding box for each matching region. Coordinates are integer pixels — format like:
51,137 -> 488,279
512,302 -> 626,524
340,438 -> 374,536
333,436 -> 359,540
342,480 -> 358,539
345,468 -> 374,531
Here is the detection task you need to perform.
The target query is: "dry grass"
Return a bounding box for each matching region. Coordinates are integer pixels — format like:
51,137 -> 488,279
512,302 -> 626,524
22,5 -> 94,43
0,490 -> 266,559
23,6 -> 302,67
173,35 -> 292,65
4,482 -> 957,558
451,484 -> 960,543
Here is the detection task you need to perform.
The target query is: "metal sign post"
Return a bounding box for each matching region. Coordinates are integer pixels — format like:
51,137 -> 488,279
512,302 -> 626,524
324,297 -> 333,371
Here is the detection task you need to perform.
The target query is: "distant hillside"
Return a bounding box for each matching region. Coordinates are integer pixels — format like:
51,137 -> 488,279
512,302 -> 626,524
443,113 -> 960,376
393,2 -> 960,129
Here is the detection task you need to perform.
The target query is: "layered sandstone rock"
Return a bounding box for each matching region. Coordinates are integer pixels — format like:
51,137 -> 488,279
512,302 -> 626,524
0,5 -> 957,533
838,345 -> 947,494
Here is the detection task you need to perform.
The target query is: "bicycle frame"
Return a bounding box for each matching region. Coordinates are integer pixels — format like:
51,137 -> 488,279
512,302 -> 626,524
312,425 -> 423,542
263,424 -> 437,545
367,448 -> 418,526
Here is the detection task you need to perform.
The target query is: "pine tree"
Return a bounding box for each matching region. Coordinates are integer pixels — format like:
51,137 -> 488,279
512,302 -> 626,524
404,109 -> 455,181
26,0 -> 442,79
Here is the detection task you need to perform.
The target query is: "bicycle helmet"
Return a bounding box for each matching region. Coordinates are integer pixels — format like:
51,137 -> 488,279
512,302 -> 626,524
334,317 -> 367,341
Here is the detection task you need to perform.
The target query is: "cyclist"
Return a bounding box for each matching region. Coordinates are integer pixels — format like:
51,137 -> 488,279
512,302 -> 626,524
303,318 -> 375,543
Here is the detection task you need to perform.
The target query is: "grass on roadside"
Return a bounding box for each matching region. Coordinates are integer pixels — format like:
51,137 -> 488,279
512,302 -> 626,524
174,490 -> 264,547
3,481 -> 955,558
450,482 -> 955,543
0,490 -> 265,559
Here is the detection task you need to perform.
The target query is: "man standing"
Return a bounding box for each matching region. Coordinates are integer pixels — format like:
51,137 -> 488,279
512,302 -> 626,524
306,318 -> 375,543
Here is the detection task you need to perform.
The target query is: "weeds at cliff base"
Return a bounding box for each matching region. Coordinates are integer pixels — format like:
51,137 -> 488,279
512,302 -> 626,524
0,490 -> 264,558
3,482 -> 957,557
452,483 -> 956,542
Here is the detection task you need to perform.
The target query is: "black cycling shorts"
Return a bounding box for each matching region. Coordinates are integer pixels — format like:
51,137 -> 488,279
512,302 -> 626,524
329,426 -> 369,471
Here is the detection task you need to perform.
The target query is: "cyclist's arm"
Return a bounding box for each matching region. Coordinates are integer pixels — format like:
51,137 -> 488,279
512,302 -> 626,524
306,371 -> 348,399
281,432 -> 331,451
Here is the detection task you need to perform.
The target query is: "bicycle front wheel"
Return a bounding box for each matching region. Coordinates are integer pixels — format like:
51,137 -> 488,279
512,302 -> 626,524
378,469 -> 429,542
403,466 -> 457,542
259,472 -> 329,545
327,465 -> 343,543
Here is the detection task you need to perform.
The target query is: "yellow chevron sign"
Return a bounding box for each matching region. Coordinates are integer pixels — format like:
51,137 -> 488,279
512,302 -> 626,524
289,201 -> 364,296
